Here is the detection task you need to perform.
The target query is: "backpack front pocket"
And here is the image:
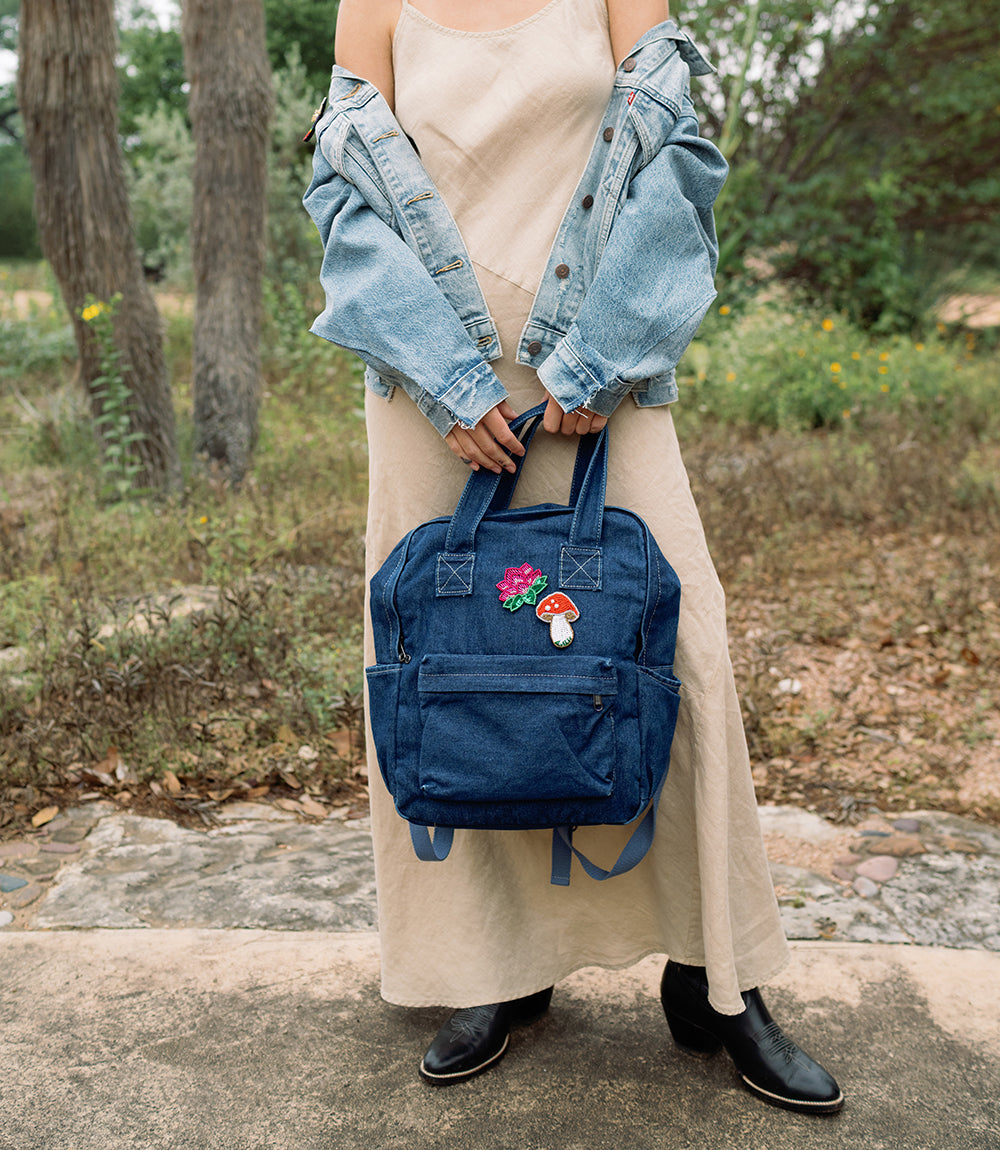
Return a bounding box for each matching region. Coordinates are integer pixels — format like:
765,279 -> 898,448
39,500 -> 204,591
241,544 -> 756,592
416,653 -> 618,803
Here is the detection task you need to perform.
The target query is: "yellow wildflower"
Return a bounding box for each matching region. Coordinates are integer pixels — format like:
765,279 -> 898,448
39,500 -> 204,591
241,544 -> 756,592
725,371 -> 737,383
830,362 -> 841,373
936,322 -> 947,334
821,319 -> 834,332
81,303 -> 104,322
199,516 -> 208,524
851,352 -> 861,361
842,409 -> 851,419
878,351 -> 889,362
719,305 -> 731,316
878,365 -> 888,374
914,343 -> 925,352
881,383 -> 890,393
839,381 -> 847,390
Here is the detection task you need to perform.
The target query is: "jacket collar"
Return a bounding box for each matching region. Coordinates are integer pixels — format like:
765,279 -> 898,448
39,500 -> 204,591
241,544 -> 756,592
624,19 -> 715,77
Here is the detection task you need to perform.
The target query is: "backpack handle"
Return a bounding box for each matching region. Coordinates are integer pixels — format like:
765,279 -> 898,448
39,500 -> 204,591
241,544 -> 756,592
444,404 -> 607,557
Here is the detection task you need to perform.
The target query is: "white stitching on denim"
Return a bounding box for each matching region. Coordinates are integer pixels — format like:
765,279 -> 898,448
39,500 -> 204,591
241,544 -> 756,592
436,554 -> 474,593
560,546 -> 601,589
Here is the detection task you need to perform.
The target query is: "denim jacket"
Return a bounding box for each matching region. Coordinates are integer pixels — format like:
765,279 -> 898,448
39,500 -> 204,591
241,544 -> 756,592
303,20 -> 726,437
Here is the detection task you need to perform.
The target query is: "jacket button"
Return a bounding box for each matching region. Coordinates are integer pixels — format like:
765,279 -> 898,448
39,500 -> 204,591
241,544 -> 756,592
603,126 -> 614,142
554,264 -> 570,279
527,340 -> 542,356
622,57 -> 637,72
581,194 -> 594,209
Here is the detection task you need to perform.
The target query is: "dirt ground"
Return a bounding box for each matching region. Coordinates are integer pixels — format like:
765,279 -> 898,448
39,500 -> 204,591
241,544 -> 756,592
722,525 -> 1000,826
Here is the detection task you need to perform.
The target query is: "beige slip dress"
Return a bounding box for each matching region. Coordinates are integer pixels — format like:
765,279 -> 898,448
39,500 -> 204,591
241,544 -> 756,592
362,0 -> 790,1016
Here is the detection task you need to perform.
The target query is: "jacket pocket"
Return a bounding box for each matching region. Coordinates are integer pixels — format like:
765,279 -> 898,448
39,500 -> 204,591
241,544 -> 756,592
415,653 -> 618,802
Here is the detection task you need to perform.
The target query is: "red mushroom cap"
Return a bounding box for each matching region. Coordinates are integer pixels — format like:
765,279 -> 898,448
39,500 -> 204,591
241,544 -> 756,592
536,592 -> 579,622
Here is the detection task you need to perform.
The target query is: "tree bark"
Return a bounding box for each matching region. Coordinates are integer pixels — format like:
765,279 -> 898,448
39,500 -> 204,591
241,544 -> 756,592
17,0 -> 181,494
182,0 -> 273,486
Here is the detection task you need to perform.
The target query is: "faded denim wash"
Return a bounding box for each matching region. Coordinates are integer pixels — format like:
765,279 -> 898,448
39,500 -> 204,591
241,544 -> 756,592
303,20 -> 727,436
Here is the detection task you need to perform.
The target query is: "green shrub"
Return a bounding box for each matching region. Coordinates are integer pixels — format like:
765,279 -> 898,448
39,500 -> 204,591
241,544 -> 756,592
682,302 -> 997,437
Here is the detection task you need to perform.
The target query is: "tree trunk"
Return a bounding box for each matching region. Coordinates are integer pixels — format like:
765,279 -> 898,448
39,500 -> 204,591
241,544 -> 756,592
17,0 -> 182,495
182,0 -> 273,486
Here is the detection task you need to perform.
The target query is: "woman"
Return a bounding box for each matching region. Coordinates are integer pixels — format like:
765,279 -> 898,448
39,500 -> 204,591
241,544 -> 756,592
305,0 -> 844,1114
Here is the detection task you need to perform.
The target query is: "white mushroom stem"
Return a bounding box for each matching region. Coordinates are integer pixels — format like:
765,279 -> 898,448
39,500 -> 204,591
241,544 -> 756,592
549,613 -> 575,648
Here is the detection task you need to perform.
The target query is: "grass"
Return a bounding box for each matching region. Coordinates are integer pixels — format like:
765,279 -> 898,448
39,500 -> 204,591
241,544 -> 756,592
1,274 -> 369,828
1,269 -> 999,832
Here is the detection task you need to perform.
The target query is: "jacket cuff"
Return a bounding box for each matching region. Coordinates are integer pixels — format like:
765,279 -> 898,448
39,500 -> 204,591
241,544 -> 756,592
535,337 -> 632,418
437,359 -> 510,432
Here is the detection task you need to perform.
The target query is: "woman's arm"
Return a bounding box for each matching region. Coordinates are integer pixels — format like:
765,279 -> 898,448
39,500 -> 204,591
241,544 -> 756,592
607,0 -> 670,64
334,0 -> 399,109
330,0 -> 523,473
542,0 -> 671,436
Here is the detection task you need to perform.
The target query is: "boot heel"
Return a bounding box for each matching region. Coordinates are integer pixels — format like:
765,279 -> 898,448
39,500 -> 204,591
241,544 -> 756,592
665,1012 -> 723,1059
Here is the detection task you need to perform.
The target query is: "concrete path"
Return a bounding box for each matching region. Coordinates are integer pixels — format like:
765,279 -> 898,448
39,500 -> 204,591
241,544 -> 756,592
2,801 -> 1000,1148
2,935 -> 998,1149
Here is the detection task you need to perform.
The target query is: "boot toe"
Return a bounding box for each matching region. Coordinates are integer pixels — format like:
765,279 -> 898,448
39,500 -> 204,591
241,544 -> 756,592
418,989 -> 553,1086
737,1036 -> 845,1114
418,1004 -> 510,1084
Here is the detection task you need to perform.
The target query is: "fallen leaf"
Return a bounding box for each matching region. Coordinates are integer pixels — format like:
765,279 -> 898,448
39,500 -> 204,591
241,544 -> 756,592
328,730 -> 356,759
162,769 -> 183,795
31,805 -> 59,828
299,798 -> 327,819
80,768 -> 116,788
279,770 -> 302,790
276,724 -> 297,745
246,785 -> 270,799
274,798 -> 302,813
207,789 -> 234,802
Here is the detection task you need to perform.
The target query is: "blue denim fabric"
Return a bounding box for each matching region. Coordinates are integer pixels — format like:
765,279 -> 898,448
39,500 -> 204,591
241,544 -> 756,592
365,406 -> 682,883
302,20 -> 727,436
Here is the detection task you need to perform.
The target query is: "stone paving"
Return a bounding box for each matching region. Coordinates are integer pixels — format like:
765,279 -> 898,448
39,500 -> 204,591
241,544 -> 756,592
1,800 -> 999,948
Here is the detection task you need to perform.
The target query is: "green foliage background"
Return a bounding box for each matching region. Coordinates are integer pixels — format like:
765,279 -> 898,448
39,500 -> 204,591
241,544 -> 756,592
0,0 -> 997,322
683,0 -> 1000,329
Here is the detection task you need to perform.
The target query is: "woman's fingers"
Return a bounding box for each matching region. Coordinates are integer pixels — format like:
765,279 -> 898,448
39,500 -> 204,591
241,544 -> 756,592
497,399 -> 519,422
445,403 -> 523,473
542,395 -> 565,434
447,395 -> 605,474
480,407 -> 525,463
542,391 -> 607,436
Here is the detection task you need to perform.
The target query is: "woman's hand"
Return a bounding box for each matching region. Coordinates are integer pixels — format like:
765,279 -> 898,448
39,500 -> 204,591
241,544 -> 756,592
541,390 -> 608,436
445,400 -> 524,473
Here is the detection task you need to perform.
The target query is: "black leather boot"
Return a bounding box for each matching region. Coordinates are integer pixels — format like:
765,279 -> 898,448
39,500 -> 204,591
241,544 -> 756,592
660,961 -> 844,1114
419,986 -> 554,1085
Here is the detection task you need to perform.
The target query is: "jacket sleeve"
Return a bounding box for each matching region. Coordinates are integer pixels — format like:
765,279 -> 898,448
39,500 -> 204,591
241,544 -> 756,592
303,129 -> 508,437
537,97 -> 727,417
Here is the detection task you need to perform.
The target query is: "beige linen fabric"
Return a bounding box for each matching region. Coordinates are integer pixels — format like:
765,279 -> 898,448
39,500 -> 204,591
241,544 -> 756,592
361,0 -> 790,1016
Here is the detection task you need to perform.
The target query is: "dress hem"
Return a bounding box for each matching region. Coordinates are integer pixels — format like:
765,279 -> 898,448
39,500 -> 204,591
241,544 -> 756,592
379,942 -> 792,1015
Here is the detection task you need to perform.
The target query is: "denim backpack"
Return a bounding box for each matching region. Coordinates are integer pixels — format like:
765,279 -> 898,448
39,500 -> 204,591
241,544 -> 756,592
366,405 -> 681,885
